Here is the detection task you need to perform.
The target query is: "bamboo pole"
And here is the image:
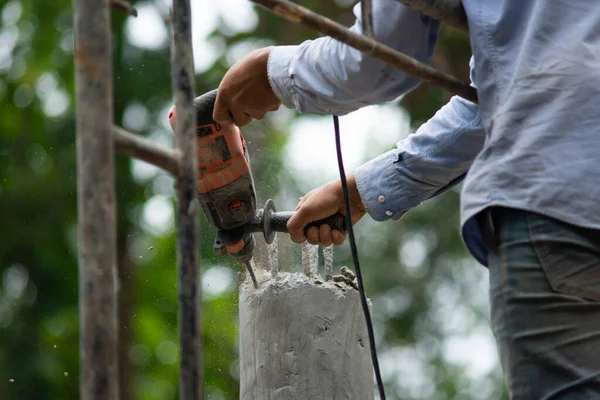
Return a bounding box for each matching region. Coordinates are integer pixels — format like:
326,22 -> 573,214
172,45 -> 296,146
250,0 -> 477,103
73,0 -> 119,398
170,0 -> 201,398
395,0 -> 468,33
113,125 -> 182,176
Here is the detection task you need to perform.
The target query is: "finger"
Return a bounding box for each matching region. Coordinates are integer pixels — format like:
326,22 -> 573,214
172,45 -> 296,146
289,230 -> 306,244
332,230 -> 346,246
306,226 -> 319,245
213,90 -> 234,125
231,109 -> 252,127
319,224 -> 333,247
248,109 -> 267,120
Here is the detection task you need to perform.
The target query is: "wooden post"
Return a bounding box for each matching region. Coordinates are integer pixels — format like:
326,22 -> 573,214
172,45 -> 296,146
73,0 -> 119,398
170,0 -> 201,398
239,273 -> 374,400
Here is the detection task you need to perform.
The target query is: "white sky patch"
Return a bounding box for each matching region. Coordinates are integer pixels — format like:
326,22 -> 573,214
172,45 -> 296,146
443,324 -> 499,379
125,3 -> 168,50
42,89 -> 70,118
202,266 -> 234,299
380,345 -> 436,399
141,195 -> 174,236
284,104 -> 409,193
2,1 -> 22,26
400,234 -> 429,272
225,38 -> 275,67
126,0 -> 258,72
194,36 -> 226,73
214,0 -> 258,34
131,158 -> 159,183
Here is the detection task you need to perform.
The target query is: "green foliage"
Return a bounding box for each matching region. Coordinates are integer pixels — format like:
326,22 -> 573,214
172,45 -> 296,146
0,0 -> 506,399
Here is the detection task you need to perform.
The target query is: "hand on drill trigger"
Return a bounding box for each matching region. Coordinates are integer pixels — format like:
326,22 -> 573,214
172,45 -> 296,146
287,175 -> 366,246
213,47 -> 281,127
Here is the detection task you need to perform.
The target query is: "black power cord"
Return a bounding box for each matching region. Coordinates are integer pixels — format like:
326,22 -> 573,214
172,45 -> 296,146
333,115 -> 386,399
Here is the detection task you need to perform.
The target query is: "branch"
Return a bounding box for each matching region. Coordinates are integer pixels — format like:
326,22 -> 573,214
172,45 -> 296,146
112,125 -> 181,176
250,0 -> 477,103
395,0 -> 468,33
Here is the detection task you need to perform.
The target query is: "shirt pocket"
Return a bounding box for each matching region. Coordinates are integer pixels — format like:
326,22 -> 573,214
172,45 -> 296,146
527,213 -> 600,302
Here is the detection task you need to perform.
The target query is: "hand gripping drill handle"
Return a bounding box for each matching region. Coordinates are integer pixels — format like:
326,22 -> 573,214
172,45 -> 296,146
249,199 -> 347,244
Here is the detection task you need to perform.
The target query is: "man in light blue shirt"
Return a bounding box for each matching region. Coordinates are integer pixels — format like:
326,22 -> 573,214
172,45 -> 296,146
213,0 -> 600,397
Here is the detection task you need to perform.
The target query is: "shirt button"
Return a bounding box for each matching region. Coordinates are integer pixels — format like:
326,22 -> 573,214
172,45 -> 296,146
378,195 -> 386,203
385,210 -> 393,217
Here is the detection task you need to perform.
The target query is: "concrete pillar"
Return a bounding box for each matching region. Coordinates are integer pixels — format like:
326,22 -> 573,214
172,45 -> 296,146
239,272 -> 374,400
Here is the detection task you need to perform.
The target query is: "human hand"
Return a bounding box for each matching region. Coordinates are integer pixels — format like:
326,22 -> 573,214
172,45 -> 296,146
287,175 -> 367,246
213,47 -> 281,127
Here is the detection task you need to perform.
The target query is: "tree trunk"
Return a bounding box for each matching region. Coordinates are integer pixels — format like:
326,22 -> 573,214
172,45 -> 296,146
239,272 -> 374,400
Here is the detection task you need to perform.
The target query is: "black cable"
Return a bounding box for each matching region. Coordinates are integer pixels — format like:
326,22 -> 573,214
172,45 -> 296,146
333,115 -> 386,399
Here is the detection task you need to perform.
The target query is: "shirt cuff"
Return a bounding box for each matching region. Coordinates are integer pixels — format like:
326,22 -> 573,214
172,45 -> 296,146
267,45 -> 300,111
354,150 -> 412,222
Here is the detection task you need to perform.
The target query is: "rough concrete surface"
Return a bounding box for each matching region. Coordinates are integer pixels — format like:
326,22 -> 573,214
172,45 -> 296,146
239,272 -> 374,400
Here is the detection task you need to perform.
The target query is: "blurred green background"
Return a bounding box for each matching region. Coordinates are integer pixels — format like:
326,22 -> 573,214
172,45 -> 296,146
0,0 -> 507,399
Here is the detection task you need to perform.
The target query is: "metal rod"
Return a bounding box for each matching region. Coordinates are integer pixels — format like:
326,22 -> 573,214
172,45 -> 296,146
73,0 -> 119,399
269,234 -> 279,279
361,0 -> 374,38
302,241 -> 312,277
170,0 -> 201,398
111,0 -> 138,17
245,260 -> 259,289
113,125 -> 181,176
324,245 -> 333,281
395,0 -> 468,34
250,0 -> 477,103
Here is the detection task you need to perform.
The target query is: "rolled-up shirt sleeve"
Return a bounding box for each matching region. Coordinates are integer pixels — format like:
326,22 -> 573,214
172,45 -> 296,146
267,0 -> 440,116
354,94 -> 485,221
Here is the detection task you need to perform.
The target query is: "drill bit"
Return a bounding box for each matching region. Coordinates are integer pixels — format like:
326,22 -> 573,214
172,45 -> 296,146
244,260 -> 259,289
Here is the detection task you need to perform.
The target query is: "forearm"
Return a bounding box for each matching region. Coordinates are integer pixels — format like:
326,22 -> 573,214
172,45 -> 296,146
267,0 -> 440,116
354,95 -> 484,221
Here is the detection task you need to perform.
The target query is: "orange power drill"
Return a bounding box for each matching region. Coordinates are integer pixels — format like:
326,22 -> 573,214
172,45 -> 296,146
169,90 -> 346,288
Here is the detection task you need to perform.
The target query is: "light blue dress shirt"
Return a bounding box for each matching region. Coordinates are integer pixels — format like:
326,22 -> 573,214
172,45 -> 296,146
267,0 -> 600,265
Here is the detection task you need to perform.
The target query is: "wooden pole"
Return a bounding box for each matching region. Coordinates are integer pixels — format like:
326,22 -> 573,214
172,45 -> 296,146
113,125 -> 182,176
250,0 -> 477,103
239,273 -> 374,400
73,0 -> 119,398
170,0 -> 201,398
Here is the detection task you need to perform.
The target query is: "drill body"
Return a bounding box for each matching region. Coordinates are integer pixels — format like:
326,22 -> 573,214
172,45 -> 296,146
170,90 -> 257,264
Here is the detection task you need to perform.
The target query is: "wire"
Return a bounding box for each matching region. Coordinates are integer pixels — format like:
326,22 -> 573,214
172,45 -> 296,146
333,115 -> 386,399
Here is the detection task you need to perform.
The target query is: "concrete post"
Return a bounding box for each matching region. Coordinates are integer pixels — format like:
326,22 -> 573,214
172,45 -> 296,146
239,272 -> 374,400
